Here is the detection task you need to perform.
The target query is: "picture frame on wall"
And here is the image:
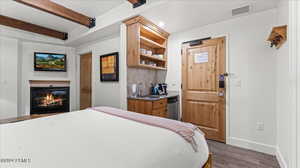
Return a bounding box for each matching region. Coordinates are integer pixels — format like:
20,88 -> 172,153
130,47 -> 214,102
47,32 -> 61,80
100,52 -> 119,82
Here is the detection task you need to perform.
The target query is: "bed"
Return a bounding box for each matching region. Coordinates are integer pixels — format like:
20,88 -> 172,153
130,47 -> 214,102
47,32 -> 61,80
0,107 -> 210,168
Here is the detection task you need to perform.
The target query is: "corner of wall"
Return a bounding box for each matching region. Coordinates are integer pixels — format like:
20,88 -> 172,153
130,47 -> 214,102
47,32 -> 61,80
119,23 -> 127,110
228,137 -> 277,155
276,147 -> 288,168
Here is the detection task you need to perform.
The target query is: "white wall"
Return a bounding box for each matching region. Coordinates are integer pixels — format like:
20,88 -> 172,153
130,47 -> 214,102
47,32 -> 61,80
0,37 -> 19,119
275,0 -> 290,167
166,9 -> 277,154
20,42 -> 77,116
76,36 -> 122,108
0,23 -> 77,119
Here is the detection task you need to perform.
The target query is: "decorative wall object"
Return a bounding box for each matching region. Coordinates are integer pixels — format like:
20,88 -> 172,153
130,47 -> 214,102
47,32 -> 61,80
34,52 -> 67,72
100,52 -> 119,82
267,25 -> 287,49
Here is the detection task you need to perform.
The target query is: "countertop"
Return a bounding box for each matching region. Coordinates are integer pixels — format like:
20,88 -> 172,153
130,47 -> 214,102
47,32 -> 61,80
128,91 -> 179,101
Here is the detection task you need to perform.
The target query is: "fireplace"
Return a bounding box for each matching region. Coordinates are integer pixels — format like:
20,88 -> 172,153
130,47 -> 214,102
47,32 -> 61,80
30,87 -> 70,114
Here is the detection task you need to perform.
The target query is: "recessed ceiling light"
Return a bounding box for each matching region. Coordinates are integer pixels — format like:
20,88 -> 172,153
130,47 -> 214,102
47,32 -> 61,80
158,21 -> 165,28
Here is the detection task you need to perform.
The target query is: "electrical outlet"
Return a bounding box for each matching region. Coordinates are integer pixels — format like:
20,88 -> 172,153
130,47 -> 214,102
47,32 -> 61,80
256,122 -> 264,131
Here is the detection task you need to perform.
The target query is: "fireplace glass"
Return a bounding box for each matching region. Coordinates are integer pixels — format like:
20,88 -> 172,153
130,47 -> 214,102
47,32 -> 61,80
31,87 -> 70,114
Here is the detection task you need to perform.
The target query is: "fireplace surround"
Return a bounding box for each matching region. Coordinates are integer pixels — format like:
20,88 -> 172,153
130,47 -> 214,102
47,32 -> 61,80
30,87 -> 70,114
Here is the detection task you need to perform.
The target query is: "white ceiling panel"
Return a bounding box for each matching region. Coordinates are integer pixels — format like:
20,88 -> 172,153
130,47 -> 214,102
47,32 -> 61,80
142,0 -> 279,33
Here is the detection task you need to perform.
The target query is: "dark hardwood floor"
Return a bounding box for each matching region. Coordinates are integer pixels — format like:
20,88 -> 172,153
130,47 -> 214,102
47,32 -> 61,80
207,140 -> 280,168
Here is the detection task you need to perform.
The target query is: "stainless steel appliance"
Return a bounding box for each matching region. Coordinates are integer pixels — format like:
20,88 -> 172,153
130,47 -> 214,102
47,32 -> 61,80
167,96 -> 179,120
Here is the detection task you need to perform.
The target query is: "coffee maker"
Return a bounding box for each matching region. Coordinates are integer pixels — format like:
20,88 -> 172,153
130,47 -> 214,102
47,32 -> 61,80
151,83 -> 167,95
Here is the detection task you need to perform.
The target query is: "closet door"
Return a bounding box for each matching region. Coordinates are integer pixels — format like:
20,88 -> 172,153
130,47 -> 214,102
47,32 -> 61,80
80,53 -> 92,110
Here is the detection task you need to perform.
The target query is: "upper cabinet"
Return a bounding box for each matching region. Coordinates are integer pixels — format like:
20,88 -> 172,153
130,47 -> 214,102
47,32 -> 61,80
124,16 -> 170,70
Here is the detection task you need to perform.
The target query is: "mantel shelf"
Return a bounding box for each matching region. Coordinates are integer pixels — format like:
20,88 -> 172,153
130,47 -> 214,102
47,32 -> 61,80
29,80 -> 71,87
29,80 -> 70,83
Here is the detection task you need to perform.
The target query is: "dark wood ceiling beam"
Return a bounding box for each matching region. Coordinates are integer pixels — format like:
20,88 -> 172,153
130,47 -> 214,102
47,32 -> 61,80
0,15 -> 68,40
128,0 -> 146,8
14,0 -> 95,28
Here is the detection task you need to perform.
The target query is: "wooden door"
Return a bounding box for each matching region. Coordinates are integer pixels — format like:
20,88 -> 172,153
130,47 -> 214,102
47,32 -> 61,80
80,53 -> 92,110
182,37 -> 226,142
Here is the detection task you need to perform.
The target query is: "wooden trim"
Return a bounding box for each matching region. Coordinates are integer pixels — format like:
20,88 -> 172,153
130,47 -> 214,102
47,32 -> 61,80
203,154 -> 212,168
29,80 -> 70,84
29,80 -> 71,87
14,0 -> 95,28
0,15 -> 68,40
123,15 -> 170,38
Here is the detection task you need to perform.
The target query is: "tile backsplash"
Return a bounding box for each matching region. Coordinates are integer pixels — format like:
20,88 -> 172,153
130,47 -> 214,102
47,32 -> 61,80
127,68 -> 166,96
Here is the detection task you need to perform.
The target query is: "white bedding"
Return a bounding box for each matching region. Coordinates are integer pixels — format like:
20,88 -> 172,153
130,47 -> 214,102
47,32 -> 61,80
0,109 -> 209,168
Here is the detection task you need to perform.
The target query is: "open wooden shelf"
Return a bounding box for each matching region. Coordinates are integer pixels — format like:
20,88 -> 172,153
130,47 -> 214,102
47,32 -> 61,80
138,64 -> 167,70
140,25 -> 166,43
124,15 -> 169,70
140,54 -> 166,62
140,36 -> 166,49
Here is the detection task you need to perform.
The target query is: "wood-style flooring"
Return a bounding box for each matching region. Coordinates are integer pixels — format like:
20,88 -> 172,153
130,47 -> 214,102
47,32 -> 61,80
207,140 -> 280,168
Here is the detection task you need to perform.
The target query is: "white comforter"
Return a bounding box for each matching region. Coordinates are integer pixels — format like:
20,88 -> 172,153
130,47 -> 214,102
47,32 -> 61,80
0,109 -> 209,168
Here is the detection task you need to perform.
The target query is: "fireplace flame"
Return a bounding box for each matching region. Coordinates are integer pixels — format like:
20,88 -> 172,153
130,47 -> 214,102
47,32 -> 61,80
42,93 -> 63,106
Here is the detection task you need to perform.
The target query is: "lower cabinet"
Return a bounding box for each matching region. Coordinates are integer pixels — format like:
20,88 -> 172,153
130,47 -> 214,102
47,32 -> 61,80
128,98 -> 167,118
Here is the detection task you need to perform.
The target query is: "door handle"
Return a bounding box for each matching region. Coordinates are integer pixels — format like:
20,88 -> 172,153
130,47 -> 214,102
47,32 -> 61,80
222,73 -> 229,77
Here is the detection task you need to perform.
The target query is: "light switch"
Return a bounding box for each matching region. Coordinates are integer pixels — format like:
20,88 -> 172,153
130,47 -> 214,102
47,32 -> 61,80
235,80 -> 242,87
256,122 -> 264,131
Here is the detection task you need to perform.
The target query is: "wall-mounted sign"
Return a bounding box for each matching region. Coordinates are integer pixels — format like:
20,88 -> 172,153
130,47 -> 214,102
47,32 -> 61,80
194,52 -> 209,63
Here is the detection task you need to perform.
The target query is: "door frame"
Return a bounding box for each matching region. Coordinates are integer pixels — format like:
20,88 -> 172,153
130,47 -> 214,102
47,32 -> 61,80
180,34 -> 230,143
78,51 -> 93,109
290,1 -> 299,167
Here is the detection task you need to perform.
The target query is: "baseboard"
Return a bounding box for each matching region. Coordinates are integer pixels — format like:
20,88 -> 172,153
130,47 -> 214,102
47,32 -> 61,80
276,148 -> 288,168
228,137 -> 276,155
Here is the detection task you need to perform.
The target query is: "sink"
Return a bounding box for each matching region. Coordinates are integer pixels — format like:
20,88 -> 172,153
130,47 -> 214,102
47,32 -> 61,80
148,95 -> 161,98
138,95 -> 166,99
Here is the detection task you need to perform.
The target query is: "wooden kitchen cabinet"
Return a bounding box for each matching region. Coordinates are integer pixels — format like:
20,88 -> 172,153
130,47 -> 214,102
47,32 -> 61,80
128,98 -> 167,118
124,16 -> 170,70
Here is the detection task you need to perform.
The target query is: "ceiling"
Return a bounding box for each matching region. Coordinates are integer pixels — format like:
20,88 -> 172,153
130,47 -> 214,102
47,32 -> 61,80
0,0 -> 279,43
0,0 -> 124,32
142,0 -> 279,33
